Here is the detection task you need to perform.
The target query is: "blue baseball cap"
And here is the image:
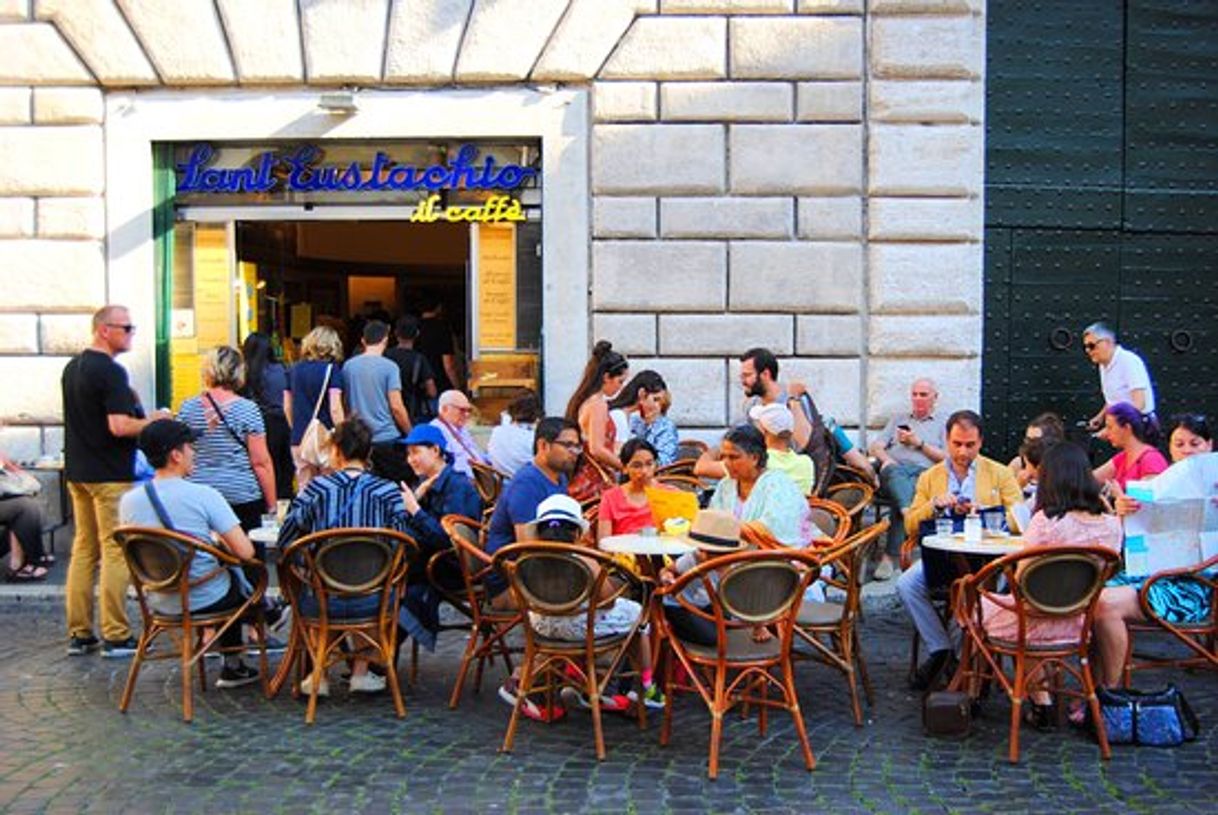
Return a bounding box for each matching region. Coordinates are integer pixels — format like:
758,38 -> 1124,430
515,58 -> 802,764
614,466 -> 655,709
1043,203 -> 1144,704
402,424 -> 448,450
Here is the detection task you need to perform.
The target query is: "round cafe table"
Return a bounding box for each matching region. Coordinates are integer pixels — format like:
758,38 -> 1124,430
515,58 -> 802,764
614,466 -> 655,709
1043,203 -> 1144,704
919,532 -> 1026,592
921,533 -> 1025,557
598,533 -> 696,558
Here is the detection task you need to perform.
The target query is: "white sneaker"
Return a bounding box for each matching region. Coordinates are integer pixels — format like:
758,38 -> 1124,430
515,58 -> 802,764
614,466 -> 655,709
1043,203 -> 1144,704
349,672 -> 387,694
300,673 -> 330,697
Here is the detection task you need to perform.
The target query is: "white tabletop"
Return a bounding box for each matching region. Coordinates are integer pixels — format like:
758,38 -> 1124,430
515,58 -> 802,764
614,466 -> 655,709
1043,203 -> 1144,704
249,526 -> 280,546
922,533 -> 1025,557
599,533 -> 695,556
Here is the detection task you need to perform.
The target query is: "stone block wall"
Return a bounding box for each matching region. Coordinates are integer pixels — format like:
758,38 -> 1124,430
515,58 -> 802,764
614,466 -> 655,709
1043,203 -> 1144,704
0,0 -> 985,453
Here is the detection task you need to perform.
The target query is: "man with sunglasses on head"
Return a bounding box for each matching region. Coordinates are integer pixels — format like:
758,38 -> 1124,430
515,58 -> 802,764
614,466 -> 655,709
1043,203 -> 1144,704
1083,321 -> 1157,434
62,305 -> 171,658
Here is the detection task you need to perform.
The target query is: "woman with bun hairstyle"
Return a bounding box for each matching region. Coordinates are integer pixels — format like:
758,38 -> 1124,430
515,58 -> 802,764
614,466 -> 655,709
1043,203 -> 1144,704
565,341 -> 629,502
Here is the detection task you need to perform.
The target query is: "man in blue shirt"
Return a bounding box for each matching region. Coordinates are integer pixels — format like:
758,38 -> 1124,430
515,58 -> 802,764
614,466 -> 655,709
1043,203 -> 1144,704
343,320 -> 414,484
485,416 -> 583,604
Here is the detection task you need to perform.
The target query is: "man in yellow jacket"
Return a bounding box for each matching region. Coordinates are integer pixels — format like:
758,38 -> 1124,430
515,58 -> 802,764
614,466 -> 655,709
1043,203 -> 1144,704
896,409 -> 1024,690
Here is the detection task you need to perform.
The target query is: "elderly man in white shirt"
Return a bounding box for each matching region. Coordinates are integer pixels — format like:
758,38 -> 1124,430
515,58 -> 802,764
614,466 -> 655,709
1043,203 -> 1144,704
430,389 -> 488,478
1083,322 -> 1157,431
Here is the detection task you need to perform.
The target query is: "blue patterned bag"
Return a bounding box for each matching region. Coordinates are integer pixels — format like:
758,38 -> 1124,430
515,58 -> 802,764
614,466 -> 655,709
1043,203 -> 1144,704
1095,685 -> 1199,746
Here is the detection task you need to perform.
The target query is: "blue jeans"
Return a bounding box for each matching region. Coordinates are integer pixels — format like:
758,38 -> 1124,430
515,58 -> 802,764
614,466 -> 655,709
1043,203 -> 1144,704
879,463 -> 926,556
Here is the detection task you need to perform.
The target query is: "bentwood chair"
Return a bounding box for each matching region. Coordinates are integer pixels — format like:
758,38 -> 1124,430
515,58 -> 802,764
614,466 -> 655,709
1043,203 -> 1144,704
953,545 -> 1120,763
440,514 -> 523,709
807,497 -> 851,547
114,526 -> 270,723
1123,553 -> 1218,684
469,462 -> 508,509
409,524 -> 479,684
656,460 -> 696,478
823,481 -> 874,534
675,438 -> 709,461
493,542 -> 649,760
793,520 -> 888,726
655,548 -> 821,779
279,528 -> 417,724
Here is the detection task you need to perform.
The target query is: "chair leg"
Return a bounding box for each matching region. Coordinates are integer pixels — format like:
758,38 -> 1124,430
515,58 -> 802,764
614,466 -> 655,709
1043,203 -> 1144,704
119,626 -> 154,714
1082,657 -> 1111,760
305,632 -> 328,725
838,627 -> 862,727
386,638 -> 407,720
586,657 -> 606,761
1008,655 -> 1024,764
502,646 -> 535,754
1122,624 -> 1135,689
784,665 -> 816,772
707,669 -> 727,780
448,631 -> 480,710
181,625 -> 195,724
758,677 -> 769,736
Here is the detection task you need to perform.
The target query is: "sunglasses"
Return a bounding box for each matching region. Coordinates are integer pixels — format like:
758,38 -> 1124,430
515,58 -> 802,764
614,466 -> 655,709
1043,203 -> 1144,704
106,323 -> 136,334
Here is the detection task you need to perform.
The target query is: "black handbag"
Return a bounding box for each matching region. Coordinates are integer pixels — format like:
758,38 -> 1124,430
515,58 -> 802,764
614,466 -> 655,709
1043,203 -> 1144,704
1094,684 -> 1199,746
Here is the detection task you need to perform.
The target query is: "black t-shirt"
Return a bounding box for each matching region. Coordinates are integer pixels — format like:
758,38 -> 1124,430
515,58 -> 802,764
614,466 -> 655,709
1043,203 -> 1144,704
416,316 -> 455,392
62,349 -> 138,483
384,346 -> 436,422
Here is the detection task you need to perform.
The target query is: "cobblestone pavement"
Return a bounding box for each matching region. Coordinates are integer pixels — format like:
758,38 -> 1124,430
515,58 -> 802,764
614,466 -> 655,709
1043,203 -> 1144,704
1,595 -> 1215,815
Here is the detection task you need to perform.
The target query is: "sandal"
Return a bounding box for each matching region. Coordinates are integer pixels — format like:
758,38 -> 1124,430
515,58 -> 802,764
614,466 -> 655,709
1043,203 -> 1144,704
6,563 -> 48,582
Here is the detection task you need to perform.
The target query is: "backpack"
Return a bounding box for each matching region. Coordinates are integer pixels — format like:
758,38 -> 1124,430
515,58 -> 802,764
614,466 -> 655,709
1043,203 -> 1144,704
403,353 -> 435,423
794,392 -> 839,496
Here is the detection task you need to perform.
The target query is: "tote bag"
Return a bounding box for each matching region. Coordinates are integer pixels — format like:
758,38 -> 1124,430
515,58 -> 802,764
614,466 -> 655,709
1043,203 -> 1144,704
298,364 -> 334,468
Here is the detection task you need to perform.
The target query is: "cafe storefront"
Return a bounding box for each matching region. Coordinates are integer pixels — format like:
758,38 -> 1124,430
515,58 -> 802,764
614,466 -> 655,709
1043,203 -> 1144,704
105,89 -> 589,422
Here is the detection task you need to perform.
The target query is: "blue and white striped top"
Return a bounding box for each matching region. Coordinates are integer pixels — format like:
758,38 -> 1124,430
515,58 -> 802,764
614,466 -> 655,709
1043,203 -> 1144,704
179,393 -> 266,505
277,468 -> 410,547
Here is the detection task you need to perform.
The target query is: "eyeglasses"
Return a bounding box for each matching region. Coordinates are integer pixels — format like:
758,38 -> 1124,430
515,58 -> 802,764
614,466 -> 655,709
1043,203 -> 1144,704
454,406 -> 472,413
553,440 -> 583,453
106,323 -> 136,334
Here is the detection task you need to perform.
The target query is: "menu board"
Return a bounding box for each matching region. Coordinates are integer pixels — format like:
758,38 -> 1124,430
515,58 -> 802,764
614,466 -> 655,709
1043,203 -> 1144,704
476,223 -> 516,350
193,225 -> 230,348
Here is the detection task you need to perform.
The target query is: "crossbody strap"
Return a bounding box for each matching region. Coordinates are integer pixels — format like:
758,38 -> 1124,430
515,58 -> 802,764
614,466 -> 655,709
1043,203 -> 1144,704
204,391 -> 249,450
309,363 -> 334,423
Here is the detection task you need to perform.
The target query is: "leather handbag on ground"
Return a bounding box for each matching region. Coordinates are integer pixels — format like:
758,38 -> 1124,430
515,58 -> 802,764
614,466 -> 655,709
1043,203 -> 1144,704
1093,684 -> 1199,746
298,364 -> 334,469
923,690 -> 972,738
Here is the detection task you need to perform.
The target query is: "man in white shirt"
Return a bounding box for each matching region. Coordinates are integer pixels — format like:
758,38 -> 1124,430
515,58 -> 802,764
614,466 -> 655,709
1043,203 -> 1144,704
430,389 -> 487,478
1083,321 -> 1157,430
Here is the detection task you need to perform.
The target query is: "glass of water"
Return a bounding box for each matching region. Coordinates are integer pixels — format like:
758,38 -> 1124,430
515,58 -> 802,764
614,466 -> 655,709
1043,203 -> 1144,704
982,512 -> 1005,536
935,516 -> 954,537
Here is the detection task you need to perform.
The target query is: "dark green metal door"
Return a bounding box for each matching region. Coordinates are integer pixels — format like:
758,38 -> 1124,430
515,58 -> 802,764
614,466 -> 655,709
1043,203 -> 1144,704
984,1 -> 1218,458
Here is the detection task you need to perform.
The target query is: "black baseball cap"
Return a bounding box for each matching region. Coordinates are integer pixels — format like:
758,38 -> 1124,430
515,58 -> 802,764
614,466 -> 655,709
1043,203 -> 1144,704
138,419 -> 199,461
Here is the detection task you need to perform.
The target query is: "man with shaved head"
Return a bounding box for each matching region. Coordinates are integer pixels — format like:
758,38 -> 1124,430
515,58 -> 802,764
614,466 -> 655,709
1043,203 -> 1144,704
868,378 -> 946,580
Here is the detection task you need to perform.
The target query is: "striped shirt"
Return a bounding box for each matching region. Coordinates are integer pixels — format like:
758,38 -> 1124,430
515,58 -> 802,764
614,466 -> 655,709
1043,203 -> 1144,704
179,393 -> 266,505
277,469 -> 410,547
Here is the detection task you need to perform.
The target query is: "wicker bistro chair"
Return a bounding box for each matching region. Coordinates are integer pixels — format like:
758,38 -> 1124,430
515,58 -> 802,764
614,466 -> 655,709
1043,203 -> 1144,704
114,526 -> 270,723
655,548 -> 822,780
793,519 -> 889,726
278,528 -> 418,724
1123,553 -> 1218,684
469,461 -> 508,509
823,481 -> 874,534
440,514 -> 524,709
807,497 -> 851,548
952,545 -> 1121,763
492,542 -> 650,760
676,438 -> 709,461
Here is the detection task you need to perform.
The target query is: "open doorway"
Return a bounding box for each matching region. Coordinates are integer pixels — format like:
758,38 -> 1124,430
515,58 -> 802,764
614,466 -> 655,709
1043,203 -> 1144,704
166,218 -> 542,425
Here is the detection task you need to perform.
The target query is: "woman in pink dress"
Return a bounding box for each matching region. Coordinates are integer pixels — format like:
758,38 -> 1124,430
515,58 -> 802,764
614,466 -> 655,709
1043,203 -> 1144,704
981,442 -> 1121,728
565,341 -> 629,502
1093,401 -> 1168,491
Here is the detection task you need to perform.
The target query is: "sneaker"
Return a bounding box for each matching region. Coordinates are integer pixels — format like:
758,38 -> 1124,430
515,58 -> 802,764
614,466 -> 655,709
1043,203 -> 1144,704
561,686 -> 632,713
873,558 -> 896,582
499,677 -> 566,722
300,673 -> 330,698
67,634 -> 100,656
215,663 -> 260,689
628,683 -> 667,710
101,637 -> 140,659
349,672 -> 387,694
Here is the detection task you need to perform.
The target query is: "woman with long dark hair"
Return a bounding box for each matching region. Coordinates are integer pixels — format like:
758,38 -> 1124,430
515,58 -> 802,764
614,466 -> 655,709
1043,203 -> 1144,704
1093,401 -> 1168,491
565,341 -> 629,502
608,370 -> 678,467
241,332 -> 294,499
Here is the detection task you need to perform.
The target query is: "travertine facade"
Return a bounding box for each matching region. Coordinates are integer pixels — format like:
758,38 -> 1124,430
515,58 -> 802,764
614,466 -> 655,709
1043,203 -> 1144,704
0,0 -> 985,458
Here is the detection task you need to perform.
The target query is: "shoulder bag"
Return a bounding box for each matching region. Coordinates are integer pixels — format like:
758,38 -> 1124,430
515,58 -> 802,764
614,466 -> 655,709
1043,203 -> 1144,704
1093,684 -> 1199,747
298,364 -> 334,469
0,467 -> 40,498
